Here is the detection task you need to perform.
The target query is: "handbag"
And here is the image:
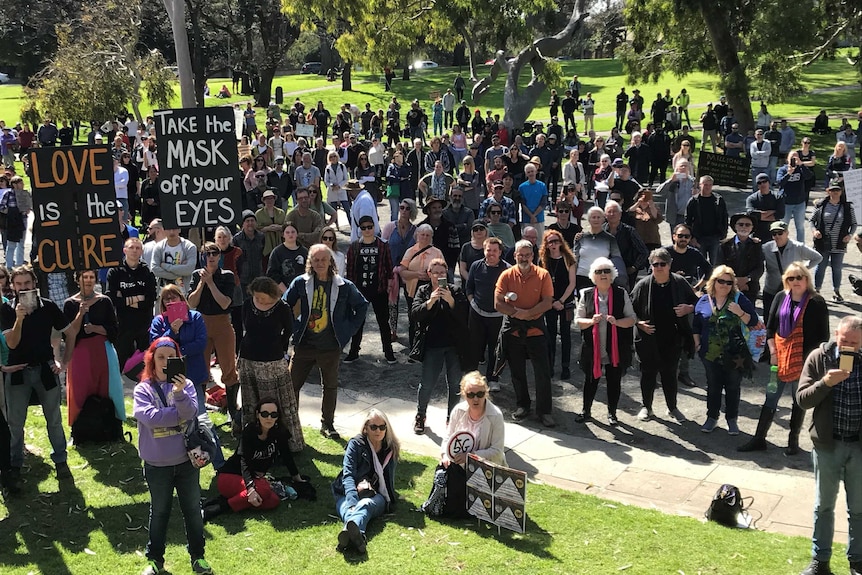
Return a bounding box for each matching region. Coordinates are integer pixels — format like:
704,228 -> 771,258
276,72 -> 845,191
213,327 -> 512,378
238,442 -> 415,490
151,383 -> 217,468
705,484 -> 752,528
734,293 -> 766,363
813,203 -> 840,253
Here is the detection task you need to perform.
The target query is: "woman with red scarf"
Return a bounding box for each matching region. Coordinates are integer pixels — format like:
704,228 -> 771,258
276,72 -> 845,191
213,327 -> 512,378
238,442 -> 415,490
574,257 -> 636,426
737,264 -> 828,454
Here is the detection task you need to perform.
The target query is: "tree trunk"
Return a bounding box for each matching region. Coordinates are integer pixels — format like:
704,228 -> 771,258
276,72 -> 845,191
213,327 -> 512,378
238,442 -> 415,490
189,4 -> 206,107
402,61 -> 410,81
453,42 -> 466,67
463,31 -> 479,82
163,0 -> 196,108
319,32 -> 334,75
256,67 -> 276,107
341,61 -> 352,91
698,2 -> 753,133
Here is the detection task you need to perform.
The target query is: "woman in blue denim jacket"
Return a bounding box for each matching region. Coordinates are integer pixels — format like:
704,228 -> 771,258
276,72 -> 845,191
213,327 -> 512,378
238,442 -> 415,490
331,409 -> 400,555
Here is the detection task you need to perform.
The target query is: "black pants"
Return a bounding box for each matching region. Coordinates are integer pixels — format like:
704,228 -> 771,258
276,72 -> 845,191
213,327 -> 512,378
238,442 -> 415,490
640,345 -> 681,411
115,321 -> 150,371
0,403 -> 10,473
456,87 -> 464,101
349,291 -> 393,355
467,308 -> 503,379
231,306 -> 244,354
615,110 -> 625,131
545,309 -> 572,372
506,333 -> 553,415
444,111 -> 453,129
582,362 -> 623,416
546,171 -> 560,205
649,161 -> 669,186
563,112 -> 576,133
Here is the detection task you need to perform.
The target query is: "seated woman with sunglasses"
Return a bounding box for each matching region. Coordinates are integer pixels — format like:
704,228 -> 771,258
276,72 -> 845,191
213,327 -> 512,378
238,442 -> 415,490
422,372 -> 506,519
203,397 -> 309,521
332,409 -> 400,555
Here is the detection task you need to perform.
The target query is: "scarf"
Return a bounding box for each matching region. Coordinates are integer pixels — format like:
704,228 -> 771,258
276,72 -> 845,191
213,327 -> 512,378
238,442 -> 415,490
593,287 -> 620,379
370,444 -> 392,503
777,291 -> 808,338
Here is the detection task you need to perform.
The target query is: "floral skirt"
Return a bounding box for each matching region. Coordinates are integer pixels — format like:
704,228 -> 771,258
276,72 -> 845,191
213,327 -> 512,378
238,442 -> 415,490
238,357 -> 305,452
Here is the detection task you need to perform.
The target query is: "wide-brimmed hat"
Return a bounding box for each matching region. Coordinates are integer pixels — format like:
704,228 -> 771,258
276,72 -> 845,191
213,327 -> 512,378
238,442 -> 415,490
422,197 -> 448,214
730,211 -> 759,229
344,179 -> 365,192
529,156 -> 542,168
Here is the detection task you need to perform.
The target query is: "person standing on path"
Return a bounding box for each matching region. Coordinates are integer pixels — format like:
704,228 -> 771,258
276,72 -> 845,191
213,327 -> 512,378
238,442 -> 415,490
796,315 -> 862,575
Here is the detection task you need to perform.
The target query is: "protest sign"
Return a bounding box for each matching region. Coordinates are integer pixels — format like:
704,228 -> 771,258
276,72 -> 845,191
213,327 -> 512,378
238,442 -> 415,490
29,146 -> 123,272
154,107 -> 241,228
466,454 -> 527,533
295,123 -> 315,138
697,152 -> 751,189
842,168 -> 862,225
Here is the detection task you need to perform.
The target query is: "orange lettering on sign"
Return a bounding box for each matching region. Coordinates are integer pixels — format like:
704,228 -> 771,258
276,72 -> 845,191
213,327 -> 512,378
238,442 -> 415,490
37,239 -> 75,273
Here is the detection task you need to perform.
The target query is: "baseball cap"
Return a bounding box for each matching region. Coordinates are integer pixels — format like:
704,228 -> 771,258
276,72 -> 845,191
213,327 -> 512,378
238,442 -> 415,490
242,210 -> 256,222
756,173 -> 770,183
769,221 -> 788,232
611,158 -> 624,168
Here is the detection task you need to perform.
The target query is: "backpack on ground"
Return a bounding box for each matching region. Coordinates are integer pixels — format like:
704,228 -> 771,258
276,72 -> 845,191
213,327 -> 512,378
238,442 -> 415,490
706,483 -> 749,528
71,395 -> 124,444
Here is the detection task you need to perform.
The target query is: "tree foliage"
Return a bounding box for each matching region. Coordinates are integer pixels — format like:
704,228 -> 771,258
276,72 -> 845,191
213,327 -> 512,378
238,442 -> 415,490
0,0 -> 81,80
25,0 -> 175,122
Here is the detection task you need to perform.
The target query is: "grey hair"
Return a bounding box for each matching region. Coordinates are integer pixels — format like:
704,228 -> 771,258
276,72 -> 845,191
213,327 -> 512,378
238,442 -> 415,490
604,200 -> 622,213
400,198 -> 418,219
514,239 -> 533,252
589,256 -> 619,281
416,223 -> 434,235
214,225 -> 232,238
838,316 -> 862,333
587,206 -> 605,219
649,247 -> 672,264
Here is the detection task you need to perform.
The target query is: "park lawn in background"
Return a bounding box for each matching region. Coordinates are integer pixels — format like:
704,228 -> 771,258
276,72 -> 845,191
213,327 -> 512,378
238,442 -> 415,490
0,401 -> 824,575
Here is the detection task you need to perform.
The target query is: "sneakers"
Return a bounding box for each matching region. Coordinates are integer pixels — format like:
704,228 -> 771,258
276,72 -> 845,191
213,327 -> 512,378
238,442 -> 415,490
727,418 -> 740,436
56,461 -> 72,479
701,417 -> 719,433
637,407 -> 653,421
800,558 -> 832,575
833,291 -> 844,303
666,408 -> 685,422
413,413 -> 426,434
384,351 -> 397,364
343,352 -> 359,364
320,423 -> 341,440
141,560 -> 163,575
191,558 -> 213,574
607,413 -> 619,426
678,373 -> 696,387
574,411 -> 591,423
346,520 -> 366,553
540,414 -> 556,428
512,407 -> 529,421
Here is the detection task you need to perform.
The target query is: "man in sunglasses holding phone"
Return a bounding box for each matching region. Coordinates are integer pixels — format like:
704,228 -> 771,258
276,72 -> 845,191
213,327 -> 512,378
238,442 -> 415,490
631,248 -> 697,422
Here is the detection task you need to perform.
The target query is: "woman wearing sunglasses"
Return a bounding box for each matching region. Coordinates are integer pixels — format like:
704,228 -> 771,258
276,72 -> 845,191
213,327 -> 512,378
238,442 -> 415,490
319,228 -> 345,276
203,396 -> 309,521
692,265 -> 760,434
738,264 -> 828,455
422,372 -> 506,518
332,408 -> 400,555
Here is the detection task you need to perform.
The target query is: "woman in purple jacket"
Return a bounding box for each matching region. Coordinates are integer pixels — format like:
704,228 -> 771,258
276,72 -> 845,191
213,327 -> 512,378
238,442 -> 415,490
133,337 -> 214,575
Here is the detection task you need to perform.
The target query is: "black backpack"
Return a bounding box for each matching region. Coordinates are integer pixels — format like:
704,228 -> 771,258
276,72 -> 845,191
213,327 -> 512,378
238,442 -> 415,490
71,395 -> 124,445
706,484 -> 747,527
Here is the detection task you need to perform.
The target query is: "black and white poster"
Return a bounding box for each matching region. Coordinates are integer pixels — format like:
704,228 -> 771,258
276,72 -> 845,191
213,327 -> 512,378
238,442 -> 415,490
154,107 -> 241,229
466,454 -> 527,533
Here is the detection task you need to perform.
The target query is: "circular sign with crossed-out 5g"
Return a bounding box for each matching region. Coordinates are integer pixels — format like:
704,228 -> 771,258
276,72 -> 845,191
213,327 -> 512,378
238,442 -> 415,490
447,430 -> 476,460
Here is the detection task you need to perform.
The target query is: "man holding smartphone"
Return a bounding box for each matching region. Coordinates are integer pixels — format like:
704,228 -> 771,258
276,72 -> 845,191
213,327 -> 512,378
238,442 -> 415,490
797,316 -> 862,575
1,266 -> 78,488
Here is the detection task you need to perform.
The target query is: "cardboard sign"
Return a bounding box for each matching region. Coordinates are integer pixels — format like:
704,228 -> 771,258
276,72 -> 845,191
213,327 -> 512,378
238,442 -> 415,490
466,454 -> 527,533
842,168 -> 862,225
446,430 -> 476,461
295,123 -> 315,138
697,152 -> 751,189
154,107 -> 241,229
29,146 -> 123,272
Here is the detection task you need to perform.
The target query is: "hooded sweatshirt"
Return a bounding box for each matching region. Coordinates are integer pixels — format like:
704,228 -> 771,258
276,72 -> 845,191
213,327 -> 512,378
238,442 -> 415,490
133,377 -> 197,467
106,259 -> 157,328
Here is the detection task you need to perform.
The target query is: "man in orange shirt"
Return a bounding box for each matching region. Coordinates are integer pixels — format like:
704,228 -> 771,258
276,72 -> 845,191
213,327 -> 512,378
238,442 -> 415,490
494,240 -> 556,426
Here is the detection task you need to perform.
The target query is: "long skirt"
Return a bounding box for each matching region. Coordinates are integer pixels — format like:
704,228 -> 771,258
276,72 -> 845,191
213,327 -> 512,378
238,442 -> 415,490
237,357 -> 305,452
67,335 -> 126,426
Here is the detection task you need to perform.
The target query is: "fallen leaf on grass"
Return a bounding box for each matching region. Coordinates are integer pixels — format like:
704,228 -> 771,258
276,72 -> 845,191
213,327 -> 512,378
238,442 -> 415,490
126,526 -> 143,531
448,542 -> 461,546
119,477 -> 136,485
418,529 -> 425,537
84,548 -> 96,555
729,553 -> 746,560
31,531 -> 49,538
244,547 -> 254,552
603,503 -> 618,509
125,513 -> 132,523
617,564 -> 632,571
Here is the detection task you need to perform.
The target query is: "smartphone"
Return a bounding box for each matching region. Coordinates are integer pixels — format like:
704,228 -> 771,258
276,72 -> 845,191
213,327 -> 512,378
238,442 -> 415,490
839,347 -> 855,372
643,190 -> 653,202
17,289 -> 38,311
790,158 -> 798,167
166,357 -> 186,382
438,277 -> 448,290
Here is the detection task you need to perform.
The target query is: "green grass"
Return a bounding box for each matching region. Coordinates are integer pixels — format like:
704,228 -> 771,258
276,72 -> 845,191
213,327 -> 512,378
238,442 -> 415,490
0,401 -> 826,575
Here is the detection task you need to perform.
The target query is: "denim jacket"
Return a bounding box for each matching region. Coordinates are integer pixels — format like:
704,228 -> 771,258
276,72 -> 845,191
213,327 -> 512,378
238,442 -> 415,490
331,434 -> 398,511
283,273 -> 367,348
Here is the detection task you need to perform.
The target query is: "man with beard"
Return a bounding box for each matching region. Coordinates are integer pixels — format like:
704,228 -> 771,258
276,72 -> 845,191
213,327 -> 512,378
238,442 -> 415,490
421,197 -> 460,273
442,186 -> 475,247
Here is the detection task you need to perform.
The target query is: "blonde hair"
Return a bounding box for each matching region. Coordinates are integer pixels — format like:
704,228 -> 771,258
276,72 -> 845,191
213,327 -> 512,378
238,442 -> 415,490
781,262 -> 815,293
360,409 -> 400,460
705,265 -> 738,298
460,371 -> 489,398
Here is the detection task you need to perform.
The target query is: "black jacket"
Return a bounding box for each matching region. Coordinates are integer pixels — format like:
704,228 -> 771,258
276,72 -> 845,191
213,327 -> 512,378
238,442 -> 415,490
410,282 -> 469,366
630,273 -> 698,368
105,260 -> 158,327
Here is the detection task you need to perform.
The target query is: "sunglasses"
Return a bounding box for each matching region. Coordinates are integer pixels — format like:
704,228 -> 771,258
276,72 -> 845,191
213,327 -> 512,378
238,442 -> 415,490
547,239 -> 561,245
736,222 -> 753,227
771,230 -> 786,236
258,410 -> 279,419
205,251 -> 220,257
489,210 -> 502,215
715,278 -> 734,286
787,275 -> 805,282
360,225 -> 375,231
322,236 -> 336,241
465,391 -> 486,399
367,423 -> 387,431
757,180 -> 769,184
595,269 -> 613,275
681,143 -> 691,146
472,227 -> 486,232
650,261 -> 668,267
675,233 -> 691,239
557,209 -> 570,213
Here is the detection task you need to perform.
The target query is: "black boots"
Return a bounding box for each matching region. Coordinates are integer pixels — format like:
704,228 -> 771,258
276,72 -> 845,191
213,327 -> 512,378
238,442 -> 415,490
201,496 -> 230,522
785,404 -> 806,456
737,407 -> 775,452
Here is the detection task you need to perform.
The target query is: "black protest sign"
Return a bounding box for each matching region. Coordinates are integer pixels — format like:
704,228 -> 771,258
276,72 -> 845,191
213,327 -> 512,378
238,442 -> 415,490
466,454 -> 527,533
154,107 -> 241,229
697,152 -> 751,189
29,146 -> 123,272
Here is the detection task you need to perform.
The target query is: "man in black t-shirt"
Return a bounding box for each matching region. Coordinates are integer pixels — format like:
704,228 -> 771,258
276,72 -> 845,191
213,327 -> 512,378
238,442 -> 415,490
1,266 -> 76,488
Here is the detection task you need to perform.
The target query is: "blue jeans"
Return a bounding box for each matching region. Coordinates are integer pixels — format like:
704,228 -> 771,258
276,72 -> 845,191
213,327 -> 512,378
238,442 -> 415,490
811,441 -> 862,562
336,493 -> 387,534
143,461 -> 205,564
433,117 -> 443,136
783,202 -> 807,243
116,197 -> 129,223
5,366 -> 66,467
767,157 -> 778,183
696,235 -> 721,267
814,251 -> 845,292
417,346 -> 461,416
5,240 -> 24,266
764,378 -> 797,410
702,357 -> 742,420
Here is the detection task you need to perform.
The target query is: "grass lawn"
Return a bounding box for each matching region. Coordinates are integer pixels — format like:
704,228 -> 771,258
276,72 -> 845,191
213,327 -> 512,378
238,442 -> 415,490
0,402 -> 824,575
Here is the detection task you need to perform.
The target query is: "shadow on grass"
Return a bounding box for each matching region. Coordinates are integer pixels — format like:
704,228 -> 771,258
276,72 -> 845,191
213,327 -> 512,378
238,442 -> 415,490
73,425 -> 147,496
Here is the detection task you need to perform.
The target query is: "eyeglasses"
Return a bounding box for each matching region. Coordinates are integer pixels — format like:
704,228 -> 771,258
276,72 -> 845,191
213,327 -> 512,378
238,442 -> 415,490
367,423 -> 387,431
715,278 -> 734,286
787,275 -> 805,282
258,410 -> 279,419
595,269 -> 613,275
736,222 -> 753,227
650,261 -> 668,267
675,233 -> 691,239
547,239 -> 561,245
771,230 -> 786,236
399,205 -> 411,211
359,225 -> 375,231
465,391 -> 486,399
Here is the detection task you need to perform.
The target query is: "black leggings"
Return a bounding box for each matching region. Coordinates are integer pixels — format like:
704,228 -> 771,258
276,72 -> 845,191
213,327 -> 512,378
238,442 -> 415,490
582,363 -> 623,416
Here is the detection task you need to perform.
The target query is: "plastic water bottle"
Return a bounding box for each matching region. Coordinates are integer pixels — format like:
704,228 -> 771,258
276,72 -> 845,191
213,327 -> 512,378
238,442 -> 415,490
767,365 -> 779,394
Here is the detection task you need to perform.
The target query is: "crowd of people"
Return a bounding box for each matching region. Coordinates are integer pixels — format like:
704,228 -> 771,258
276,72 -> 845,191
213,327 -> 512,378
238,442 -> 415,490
0,85 -> 861,575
